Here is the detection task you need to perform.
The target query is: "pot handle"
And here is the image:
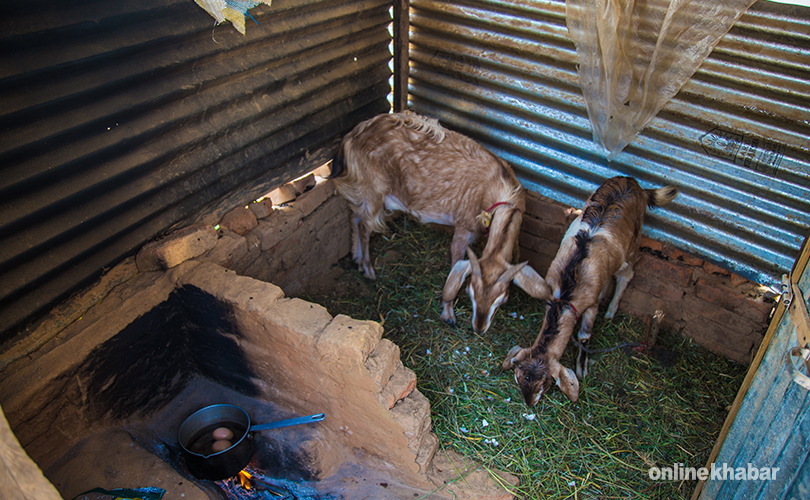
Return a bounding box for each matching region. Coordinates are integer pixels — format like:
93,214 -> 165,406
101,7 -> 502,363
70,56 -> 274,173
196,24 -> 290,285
250,413 -> 325,432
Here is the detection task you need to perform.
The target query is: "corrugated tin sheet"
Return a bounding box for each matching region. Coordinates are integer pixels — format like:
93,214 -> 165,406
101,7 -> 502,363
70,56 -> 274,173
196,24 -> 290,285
697,241 -> 810,500
0,0 -> 392,341
408,0 -> 810,288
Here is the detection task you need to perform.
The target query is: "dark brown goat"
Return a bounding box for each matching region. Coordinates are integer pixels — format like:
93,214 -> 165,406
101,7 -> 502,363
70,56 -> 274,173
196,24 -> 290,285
503,176 -> 678,405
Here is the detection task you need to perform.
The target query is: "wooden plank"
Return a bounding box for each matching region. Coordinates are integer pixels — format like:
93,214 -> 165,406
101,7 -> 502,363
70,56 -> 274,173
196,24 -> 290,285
0,405 -> 62,500
392,0 -> 410,112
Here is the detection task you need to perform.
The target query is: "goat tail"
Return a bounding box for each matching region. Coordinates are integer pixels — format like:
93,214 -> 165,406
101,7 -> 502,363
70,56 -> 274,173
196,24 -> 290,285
328,143 -> 347,179
646,185 -> 678,207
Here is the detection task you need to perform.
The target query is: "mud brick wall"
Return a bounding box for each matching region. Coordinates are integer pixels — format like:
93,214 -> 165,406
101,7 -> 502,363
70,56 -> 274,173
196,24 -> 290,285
195,166 -> 352,297
518,191 -> 775,364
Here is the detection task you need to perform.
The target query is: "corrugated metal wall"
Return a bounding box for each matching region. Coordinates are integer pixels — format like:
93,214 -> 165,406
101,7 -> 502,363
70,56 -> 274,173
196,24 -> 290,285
0,0 -> 393,341
408,0 -> 810,288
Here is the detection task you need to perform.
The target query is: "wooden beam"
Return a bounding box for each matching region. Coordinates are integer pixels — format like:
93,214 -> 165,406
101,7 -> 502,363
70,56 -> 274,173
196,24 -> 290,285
392,0 -> 409,112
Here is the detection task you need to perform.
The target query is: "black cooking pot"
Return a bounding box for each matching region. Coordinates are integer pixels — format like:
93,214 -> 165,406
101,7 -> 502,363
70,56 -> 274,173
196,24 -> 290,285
177,404 -> 325,480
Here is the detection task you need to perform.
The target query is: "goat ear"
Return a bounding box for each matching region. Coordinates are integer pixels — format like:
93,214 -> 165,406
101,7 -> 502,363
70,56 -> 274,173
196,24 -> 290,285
502,345 -> 530,371
442,259 -> 471,304
512,264 -> 551,299
497,261 -> 527,284
466,247 -> 481,276
553,365 -> 580,403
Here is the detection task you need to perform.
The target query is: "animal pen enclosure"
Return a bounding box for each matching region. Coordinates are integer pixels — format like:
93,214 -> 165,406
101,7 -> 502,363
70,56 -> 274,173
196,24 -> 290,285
1,0 -> 809,499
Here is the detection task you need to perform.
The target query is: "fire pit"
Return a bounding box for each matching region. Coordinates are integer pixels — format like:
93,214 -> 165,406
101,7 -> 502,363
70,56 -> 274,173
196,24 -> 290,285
0,257 -> 517,499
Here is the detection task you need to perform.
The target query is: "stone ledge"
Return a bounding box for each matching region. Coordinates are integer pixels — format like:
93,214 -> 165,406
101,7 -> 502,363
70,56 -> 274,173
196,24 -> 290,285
135,224 -> 217,272
317,314 -> 384,366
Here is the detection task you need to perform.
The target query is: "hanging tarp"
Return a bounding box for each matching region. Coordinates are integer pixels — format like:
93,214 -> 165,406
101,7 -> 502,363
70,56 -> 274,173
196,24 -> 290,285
566,0 -> 758,159
194,0 -> 273,34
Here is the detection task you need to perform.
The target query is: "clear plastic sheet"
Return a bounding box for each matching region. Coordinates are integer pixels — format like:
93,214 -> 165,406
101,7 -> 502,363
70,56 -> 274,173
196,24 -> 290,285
565,0 -> 757,159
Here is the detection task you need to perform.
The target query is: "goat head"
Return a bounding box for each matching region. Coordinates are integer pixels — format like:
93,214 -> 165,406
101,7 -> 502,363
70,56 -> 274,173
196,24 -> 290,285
440,248 -> 549,334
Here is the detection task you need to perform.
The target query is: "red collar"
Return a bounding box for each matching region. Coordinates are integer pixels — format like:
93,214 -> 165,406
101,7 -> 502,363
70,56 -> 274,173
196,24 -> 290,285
484,201 -> 513,213
568,303 -> 580,321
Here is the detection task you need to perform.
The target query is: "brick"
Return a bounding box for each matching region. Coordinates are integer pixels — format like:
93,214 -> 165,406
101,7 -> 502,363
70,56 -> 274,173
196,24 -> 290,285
135,224 -> 217,271
240,252 -> 278,283
518,247 -> 554,277
521,216 -> 566,243
220,206 -> 258,236
178,262 -> 286,321
703,260 -> 731,276
289,178 -> 331,217
305,194 -> 350,233
518,231 -> 542,253
694,278 -> 741,311
267,184 -> 296,206
312,163 -> 333,178
390,389 -> 432,455
679,293 -> 760,343
524,194 -> 572,228
316,314 -> 384,365
428,448 -> 519,500
663,245 -> 684,261
197,232 -> 248,269
682,317 -> 759,364
635,253 -> 693,287
365,339 -> 401,390
321,177 -> 336,197
249,199 -> 274,219
231,232 -> 262,273
415,432 -> 440,473
518,231 -> 561,260
618,288 -> 672,323
253,206 -> 304,251
730,273 -> 749,286
377,361 -> 417,409
292,173 -> 316,194
681,252 -> 703,266
640,236 -> 664,253
694,278 -> 772,324
626,272 -> 685,303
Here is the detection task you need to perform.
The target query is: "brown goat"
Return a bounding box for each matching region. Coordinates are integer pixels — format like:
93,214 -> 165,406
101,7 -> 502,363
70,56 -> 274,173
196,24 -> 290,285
329,111 -> 546,333
502,176 -> 678,405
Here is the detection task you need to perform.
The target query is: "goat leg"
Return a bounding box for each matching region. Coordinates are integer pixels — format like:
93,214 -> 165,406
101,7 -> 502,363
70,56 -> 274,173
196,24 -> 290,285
352,215 -> 376,279
576,306 -> 598,380
449,228 -> 477,266
440,259 -> 471,326
605,262 -> 634,319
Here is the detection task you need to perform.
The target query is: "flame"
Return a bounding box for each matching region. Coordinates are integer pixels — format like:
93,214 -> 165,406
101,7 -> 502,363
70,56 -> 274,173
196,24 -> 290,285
238,469 -> 253,490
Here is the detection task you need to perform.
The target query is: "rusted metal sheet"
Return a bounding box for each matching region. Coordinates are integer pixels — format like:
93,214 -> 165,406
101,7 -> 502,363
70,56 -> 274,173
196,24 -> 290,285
0,0 -> 392,341
408,0 -> 810,288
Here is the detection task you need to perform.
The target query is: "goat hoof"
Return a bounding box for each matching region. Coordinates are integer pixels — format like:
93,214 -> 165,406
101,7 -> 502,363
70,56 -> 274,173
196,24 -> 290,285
443,318 -> 457,328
